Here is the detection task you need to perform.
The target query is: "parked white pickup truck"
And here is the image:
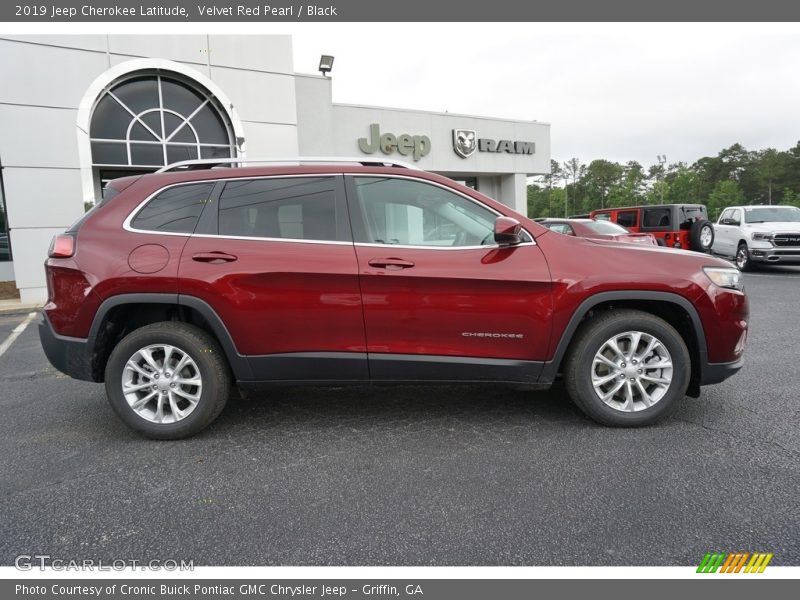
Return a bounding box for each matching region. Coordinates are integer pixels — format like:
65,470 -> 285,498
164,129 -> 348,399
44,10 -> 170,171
712,205 -> 800,271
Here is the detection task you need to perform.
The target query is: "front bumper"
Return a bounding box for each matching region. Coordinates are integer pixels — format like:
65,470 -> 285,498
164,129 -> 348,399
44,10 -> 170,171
700,356 -> 744,385
38,311 -> 95,382
750,247 -> 800,264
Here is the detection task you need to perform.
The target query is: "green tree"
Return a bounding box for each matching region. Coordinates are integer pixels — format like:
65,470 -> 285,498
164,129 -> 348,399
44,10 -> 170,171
607,161 -> 646,207
562,158 -> 585,215
707,180 -> 745,220
718,143 -> 753,182
779,187 -> 800,208
754,148 -> 786,205
664,165 -> 699,203
584,159 -> 623,211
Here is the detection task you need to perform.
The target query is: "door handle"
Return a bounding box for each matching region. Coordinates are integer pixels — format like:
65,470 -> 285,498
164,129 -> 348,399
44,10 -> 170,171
192,252 -> 238,264
368,258 -> 415,270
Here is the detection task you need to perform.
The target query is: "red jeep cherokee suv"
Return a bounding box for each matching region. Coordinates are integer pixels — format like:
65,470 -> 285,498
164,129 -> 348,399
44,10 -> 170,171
39,159 -> 748,439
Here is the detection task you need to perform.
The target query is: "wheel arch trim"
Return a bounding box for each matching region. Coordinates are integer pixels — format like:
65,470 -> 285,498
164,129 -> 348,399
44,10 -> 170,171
538,290 -> 708,384
88,293 -> 253,380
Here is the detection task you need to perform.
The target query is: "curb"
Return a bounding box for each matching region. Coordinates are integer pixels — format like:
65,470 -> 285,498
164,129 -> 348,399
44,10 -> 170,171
0,303 -> 43,315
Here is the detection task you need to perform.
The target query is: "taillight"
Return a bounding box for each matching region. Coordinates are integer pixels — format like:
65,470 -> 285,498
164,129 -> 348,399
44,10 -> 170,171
49,234 -> 75,258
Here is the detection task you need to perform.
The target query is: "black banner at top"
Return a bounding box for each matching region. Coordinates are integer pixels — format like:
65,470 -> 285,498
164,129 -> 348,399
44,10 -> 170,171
2,0 -> 800,22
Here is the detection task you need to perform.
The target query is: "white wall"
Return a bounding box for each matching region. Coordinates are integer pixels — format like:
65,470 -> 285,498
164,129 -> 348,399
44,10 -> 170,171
0,34 -> 299,302
296,75 -> 549,213
297,76 -> 549,176
0,35 -> 550,303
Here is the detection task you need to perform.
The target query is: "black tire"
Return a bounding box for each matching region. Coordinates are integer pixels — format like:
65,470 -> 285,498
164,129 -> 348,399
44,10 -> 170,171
563,309 -> 690,427
656,237 -> 667,247
104,322 -> 230,439
735,242 -> 756,272
689,219 -> 714,252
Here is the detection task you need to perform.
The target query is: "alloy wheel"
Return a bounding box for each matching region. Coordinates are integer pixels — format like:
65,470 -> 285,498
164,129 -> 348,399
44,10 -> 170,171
121,344 -> 203,424
591,331 -> 673,413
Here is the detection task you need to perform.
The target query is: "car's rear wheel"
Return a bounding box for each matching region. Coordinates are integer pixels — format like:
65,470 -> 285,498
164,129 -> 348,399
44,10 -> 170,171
564,309 -> 690,426
690,220 -> 714,252
736,242 -> 755,272
105,322 -> 230,439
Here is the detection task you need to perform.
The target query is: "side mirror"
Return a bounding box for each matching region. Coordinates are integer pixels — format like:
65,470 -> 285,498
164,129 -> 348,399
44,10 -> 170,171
494,216 -> 523,246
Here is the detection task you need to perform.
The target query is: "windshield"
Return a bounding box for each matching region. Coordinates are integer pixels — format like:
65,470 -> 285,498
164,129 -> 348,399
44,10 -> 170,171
744,206 -> 800,223
584,220 -> 630,234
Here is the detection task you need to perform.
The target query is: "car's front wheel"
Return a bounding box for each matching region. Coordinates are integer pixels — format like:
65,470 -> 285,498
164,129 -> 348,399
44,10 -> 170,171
736,242 -> 755,272
104,322 -> 230,439
564,309 -> 690,426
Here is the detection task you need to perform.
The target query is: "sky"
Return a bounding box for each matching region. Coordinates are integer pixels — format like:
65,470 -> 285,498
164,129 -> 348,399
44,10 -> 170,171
291,23 -> 800,171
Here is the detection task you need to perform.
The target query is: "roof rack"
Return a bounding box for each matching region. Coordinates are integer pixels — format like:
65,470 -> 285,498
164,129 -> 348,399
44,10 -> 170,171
155,156 -> 423,173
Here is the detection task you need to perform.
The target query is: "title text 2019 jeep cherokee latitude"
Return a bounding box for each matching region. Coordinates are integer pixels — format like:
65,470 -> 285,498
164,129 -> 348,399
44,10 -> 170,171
39,159 -> 748,439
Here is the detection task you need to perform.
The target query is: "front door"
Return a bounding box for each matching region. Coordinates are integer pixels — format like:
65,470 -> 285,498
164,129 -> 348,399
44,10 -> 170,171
714,208 -> 740,257
346,175 -> 552,383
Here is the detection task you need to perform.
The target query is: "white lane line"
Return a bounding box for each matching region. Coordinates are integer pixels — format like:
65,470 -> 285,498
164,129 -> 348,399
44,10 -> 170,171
0,312 -> 38,358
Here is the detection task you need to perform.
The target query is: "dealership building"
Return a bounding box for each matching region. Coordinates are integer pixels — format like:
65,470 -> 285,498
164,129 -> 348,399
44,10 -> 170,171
0,35 -> 550,302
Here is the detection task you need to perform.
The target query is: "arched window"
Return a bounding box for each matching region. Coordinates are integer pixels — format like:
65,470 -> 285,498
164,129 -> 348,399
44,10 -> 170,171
89,73 -> 235,169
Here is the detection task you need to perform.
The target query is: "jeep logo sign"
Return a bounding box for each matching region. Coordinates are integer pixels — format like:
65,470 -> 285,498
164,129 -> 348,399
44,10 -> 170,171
452,129 -> 535,158
358,124 -> 431,161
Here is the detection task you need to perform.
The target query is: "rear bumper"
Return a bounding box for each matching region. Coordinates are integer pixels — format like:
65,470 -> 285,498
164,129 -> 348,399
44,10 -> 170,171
700,356 -> 744,385
38,312 -> 95,382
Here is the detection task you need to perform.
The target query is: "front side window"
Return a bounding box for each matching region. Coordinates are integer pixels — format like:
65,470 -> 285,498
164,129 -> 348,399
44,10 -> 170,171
218,177 -> 338,241
594,212 -> 611,222
353,177 -> 504,247
130,182 -> 214,233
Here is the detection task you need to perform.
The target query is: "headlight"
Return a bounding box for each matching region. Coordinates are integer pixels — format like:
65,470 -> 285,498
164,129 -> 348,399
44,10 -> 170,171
751,232 -> 772,242
703,267 -> 744,291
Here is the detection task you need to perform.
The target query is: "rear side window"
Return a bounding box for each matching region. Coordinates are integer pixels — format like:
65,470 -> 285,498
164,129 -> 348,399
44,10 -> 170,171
643,207 -> 671,228
584,220 -> 629,234
617,211 -> 637,228
131,182 -> 214,234
544,223 -> 575,235
218,177 -> 338,241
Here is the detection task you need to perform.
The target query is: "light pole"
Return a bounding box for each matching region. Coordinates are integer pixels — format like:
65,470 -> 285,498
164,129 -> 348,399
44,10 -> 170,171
563,172 -> 569,218
657,154 -> 667,204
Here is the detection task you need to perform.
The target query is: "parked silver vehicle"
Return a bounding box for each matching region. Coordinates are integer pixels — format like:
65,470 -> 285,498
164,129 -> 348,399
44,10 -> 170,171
712,205 -> 800,271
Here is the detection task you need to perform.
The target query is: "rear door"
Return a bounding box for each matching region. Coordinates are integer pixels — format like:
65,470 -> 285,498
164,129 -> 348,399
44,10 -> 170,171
178,174 -> 368,381
345,175 -> 552,383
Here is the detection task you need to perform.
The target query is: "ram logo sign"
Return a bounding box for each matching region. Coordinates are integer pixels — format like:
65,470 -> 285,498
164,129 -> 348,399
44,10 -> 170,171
453,129 -> 477,158
452,129 -> 535,158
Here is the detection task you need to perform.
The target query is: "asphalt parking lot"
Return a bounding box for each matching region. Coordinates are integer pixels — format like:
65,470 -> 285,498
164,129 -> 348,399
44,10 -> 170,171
1,267 -> 799,567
